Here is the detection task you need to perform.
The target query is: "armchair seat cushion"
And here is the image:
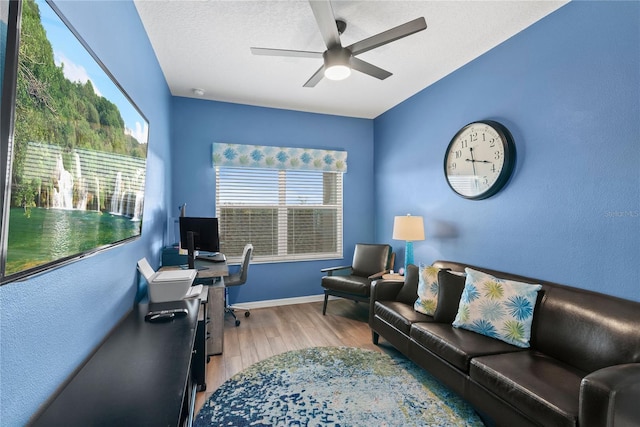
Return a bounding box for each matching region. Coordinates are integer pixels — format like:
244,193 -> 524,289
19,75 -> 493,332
374,301 -> 433,335
322,275 -> 371,297
470,351 -> 585,427
410,322 -> 523,372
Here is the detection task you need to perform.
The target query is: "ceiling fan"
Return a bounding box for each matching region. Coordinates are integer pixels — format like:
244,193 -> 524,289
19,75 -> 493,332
250,1 -> 427,88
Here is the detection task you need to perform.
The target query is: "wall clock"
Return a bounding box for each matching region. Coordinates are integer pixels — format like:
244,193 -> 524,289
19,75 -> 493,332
444,120 -> 516,200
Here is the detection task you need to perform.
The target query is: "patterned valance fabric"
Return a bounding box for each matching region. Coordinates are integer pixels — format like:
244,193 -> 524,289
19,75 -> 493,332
212,143 -> 347,173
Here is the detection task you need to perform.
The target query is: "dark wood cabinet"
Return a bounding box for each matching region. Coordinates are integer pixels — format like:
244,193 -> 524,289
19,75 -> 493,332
32,299 -> 200,427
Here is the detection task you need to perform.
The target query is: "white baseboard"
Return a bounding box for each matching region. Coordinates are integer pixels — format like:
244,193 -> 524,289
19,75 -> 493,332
229,294 -> 338,310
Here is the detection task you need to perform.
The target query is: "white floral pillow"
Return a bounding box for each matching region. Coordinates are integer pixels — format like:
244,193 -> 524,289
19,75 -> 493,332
414,264 -> 440,315
452,268 -> 542,348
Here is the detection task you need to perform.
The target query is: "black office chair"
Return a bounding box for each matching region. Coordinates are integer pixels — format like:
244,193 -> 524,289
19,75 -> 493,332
321,243 -> 393,315
225,243 -> 253,326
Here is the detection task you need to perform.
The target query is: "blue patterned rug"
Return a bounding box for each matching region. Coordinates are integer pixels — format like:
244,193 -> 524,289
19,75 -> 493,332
195,346 -> 484,426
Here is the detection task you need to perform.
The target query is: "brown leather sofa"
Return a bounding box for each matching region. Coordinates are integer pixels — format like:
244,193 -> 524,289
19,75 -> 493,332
370,260 -> 640,427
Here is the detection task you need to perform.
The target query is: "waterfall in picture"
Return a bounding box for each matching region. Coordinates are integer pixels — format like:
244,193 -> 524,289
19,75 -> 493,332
94,176 -> 101,211
74,152 -> 88,210
110,172 -> 123,214
52,154 -> 74,209
132,190 -> 144,221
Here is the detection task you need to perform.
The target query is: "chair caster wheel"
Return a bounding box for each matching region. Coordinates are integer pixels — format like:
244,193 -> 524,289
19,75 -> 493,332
244,312 -> 250,317
235,319 -> 241,327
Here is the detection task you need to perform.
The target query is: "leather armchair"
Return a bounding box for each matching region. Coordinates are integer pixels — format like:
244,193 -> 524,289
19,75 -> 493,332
321,243 -> 393,315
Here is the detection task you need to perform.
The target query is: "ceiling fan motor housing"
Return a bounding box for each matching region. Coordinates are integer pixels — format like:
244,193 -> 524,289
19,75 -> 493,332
324,47 -> 351,67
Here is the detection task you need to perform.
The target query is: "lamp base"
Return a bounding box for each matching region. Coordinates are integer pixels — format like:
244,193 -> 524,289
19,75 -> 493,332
405,241 -> 414,274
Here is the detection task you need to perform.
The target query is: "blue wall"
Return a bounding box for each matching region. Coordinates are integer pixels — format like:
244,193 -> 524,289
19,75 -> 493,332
0,1 -> 172,425
3,1 -> 639,424
374,1 -> 639,302
170,97 -> 375,304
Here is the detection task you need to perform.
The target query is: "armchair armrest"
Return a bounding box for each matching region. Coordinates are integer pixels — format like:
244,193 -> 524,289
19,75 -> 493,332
368,269 -> 391,280
579,363 -> 640,427
320,265 -> 352,276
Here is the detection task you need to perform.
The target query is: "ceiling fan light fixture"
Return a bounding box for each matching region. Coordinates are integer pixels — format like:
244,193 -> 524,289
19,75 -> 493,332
323,48 -> 351,81
325,64 -> 351,80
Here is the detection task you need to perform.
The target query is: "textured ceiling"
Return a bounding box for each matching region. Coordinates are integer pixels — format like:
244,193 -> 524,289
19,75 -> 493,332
134,1 -> 568,119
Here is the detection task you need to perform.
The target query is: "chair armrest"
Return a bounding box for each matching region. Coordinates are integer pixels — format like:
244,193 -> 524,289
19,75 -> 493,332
368,269 -> 390,280
320,265 -> 352,276
579,363 -> 640,427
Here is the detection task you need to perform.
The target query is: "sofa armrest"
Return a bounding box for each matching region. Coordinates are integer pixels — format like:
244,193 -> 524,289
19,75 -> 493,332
579,363 -> 640,427
320,265 -> 352,276
369,279 -> 406,326
369,278 -> 405,312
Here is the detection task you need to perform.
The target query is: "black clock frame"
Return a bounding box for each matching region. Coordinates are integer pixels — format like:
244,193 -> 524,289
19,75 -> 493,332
444,120 -> 516,200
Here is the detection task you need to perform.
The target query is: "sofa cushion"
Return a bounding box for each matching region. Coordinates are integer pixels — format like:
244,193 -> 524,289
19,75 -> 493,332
433,270 -> 466,323
470,351 -> 585,427
414,264 -> 442,315
375,301 -> 433,334
531,285 -> 640,373
321,275 -> 371,297
453,268 -> 541,348
410,322 -> 523,373
396,264 -> 419,305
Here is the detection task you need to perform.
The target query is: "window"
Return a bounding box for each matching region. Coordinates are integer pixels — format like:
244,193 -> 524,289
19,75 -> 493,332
215,167 -> 343,262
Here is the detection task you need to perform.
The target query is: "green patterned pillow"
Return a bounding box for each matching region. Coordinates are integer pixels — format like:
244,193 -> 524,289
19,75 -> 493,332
414,264 -> 440,315
452,268 -> 542,348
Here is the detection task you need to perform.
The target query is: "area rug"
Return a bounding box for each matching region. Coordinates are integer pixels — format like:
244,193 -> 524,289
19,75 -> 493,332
194,346 -> 484,426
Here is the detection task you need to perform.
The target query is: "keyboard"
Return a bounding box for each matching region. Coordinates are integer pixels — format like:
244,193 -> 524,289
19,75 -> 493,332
197,253 -> 226,263
184,284 -> 204,299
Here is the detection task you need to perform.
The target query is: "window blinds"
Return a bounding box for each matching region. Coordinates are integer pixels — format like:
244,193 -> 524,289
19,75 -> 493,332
215,167 -> 343,263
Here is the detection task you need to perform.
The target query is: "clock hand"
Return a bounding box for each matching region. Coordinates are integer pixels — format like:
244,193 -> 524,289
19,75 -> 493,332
469,147 -> 478,190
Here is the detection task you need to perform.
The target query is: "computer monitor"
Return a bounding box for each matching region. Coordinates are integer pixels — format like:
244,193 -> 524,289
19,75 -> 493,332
179,217 -> 220,268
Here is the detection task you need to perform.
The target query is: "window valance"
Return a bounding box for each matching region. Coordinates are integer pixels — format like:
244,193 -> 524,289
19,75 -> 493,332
212,143 -> 347,173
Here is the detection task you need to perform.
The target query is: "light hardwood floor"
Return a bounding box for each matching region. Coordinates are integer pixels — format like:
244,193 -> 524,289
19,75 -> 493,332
194,298 -> 399,412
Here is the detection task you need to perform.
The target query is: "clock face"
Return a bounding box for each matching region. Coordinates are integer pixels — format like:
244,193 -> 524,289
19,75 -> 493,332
444,121 -> 515,200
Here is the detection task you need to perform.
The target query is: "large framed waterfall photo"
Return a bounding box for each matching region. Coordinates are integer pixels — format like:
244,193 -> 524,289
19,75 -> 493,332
0,0 -> 149,284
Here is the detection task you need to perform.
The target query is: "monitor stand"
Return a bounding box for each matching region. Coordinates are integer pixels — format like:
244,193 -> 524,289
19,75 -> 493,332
187,231 -> 196,270
186,231 -> 210,271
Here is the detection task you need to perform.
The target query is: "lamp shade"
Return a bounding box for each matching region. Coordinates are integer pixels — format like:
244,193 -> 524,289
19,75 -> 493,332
393,215 -> 425,241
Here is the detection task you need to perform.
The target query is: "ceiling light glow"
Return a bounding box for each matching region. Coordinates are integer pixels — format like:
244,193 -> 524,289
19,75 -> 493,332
324,65 -> 351,80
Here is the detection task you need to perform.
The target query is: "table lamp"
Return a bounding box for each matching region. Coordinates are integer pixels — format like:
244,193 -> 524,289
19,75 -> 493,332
393,214 -> 425,274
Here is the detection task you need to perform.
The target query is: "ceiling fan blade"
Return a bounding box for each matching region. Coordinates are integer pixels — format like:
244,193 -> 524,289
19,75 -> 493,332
250,47 -> 323,59
350,57 -> 392,80
303,65 -> 326,88
348,17 -> 427,56
309,0 -> 341,49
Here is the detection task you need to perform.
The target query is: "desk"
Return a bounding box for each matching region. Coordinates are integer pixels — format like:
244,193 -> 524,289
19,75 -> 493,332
193,258 -> 228,279
160,258 -> 227,356
161,246 -> 229,278
32,299 -> 199,427
195,259 -> 227,356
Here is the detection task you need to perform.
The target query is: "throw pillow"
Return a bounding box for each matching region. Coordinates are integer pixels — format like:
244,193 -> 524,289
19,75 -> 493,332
396,264 -> 420,305
452,268 -> 542,348
414,264 -> 440,315
433,270 -> 467,323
